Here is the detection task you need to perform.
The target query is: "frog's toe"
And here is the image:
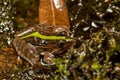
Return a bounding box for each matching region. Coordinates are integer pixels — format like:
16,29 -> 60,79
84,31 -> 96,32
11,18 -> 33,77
40,52 -> 56,66
40,58 -> 55,66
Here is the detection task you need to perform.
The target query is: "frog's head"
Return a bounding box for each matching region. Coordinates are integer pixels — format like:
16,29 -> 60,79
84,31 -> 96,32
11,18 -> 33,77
54,25 -> 70,37
37,24 -> 71,37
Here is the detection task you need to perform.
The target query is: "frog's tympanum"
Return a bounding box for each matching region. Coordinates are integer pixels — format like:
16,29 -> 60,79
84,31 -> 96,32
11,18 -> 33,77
13,0 -> 74,66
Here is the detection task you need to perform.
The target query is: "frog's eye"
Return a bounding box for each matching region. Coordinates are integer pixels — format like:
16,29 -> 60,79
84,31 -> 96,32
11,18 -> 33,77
59,31 -> 67,36
58,42 -> 65,48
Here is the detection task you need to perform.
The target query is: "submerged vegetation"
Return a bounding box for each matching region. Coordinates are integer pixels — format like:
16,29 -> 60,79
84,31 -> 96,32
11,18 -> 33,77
0,0 -> 120,80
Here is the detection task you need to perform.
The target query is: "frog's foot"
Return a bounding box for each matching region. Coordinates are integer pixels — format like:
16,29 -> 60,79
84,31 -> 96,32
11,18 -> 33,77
40,52 -> 55,66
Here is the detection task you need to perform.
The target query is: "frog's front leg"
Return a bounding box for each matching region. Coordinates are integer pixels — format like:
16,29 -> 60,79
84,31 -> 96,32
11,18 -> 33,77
40,52 -> 55,66
13,37 -> 40,66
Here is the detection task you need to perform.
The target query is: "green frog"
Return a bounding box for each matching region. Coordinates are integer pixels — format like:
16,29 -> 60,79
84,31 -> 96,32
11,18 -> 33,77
13,24 -> 74,66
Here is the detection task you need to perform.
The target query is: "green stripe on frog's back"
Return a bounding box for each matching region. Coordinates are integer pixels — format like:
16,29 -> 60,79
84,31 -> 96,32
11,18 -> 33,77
21,32 -> 73,41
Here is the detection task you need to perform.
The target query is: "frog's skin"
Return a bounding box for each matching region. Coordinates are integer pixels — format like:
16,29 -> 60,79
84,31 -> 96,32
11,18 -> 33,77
13,24 -> 73,66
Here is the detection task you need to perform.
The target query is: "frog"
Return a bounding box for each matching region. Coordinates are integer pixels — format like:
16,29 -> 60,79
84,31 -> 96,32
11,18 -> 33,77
13,0 -> 74,67
13,24 -> 74,66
